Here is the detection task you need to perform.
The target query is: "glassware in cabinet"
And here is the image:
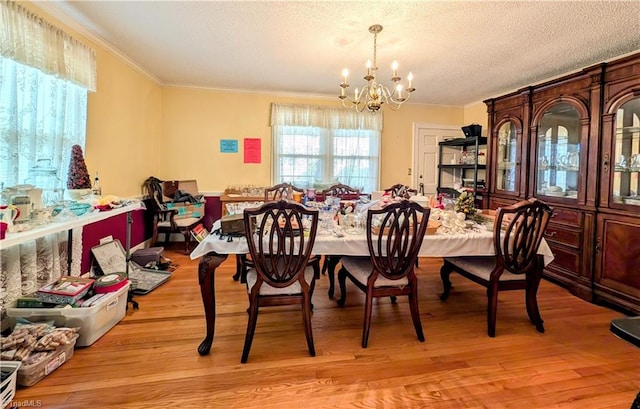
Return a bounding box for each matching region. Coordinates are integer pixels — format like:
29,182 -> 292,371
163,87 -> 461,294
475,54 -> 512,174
535,102 -> 581,199
496,121 -> 518,193
612,97 -> 640,206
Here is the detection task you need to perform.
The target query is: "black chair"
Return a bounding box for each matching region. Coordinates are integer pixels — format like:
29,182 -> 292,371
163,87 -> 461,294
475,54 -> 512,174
337,200 -> 430,348
143,177 -> 204,255
319,183 -> 361,298
439,198 -> 553,337
384,183 -> 417,198
240,200 -> 320,363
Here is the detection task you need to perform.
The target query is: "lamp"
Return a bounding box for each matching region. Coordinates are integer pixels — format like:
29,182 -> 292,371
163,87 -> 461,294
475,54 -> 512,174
339,24 -> 415,113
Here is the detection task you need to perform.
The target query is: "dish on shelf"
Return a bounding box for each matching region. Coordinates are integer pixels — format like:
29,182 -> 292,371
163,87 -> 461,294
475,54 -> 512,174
622,197 -> 640,206
566,190 -> 578,197
544,191 -> 567,197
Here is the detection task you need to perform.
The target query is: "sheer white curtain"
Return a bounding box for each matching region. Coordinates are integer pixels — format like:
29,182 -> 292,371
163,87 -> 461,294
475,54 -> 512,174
0,57 -> 88,198
0,0 -> 93,321
0,0 -> 97,91
271,103 -> 382,193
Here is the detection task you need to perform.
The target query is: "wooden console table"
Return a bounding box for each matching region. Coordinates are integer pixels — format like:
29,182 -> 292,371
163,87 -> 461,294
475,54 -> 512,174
218,194 -> 264,216
0,201 -> 143,274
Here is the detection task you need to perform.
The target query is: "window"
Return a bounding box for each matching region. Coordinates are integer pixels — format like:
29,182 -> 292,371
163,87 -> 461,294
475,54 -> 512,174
0,57 -> 88,204
0,0 -> 96,204
271,103 -> 382,193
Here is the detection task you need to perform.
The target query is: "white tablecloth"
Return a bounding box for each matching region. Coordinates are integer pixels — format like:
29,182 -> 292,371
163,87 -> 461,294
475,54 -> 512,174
191,219 -> 555,266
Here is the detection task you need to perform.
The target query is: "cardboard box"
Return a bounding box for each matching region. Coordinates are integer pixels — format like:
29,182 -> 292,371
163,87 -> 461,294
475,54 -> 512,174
164,201 -> 204,220
221,213 -> 245,235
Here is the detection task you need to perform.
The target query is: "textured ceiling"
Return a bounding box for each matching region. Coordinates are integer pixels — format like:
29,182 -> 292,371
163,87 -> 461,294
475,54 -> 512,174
39,1 -> 640,106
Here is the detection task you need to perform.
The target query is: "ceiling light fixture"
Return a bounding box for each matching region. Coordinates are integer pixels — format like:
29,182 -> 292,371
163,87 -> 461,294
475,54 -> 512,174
339,24 -> 415,113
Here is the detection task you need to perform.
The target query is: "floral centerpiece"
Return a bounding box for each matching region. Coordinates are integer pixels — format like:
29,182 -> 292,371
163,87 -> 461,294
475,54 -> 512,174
66,144 -> 92,200
454,190 -> 477,219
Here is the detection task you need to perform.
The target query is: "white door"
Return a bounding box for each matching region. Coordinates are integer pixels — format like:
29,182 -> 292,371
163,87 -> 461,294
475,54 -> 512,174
413,124 -> 461,196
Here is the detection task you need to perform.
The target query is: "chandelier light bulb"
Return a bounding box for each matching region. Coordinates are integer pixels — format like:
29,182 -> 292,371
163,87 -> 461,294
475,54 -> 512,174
338,24 -> 415,113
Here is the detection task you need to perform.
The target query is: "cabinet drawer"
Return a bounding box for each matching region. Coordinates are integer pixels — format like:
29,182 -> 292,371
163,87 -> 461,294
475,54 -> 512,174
546,243 -> 581,275
543,226 -> 581,249
549,207 -> 583,228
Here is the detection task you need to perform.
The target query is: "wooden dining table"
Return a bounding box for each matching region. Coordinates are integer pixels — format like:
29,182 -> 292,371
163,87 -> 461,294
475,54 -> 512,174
190,218 -> 555,355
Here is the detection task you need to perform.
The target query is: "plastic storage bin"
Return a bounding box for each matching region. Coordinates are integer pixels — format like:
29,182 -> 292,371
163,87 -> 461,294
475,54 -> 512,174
6,283 -> 130,347
1,361 -> 21,408
17,337 -> 77,387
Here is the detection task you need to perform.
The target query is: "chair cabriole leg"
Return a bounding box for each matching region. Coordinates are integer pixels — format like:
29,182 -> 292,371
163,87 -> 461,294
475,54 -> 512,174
362,291 -> 374,348
337,267 -> 348,307
525,278 -> 545,333
439,262 -> 454,301
302,293 -> 315,356
409,281 -> 425,342
241,298 -> 259,363
487,283 -> 499,337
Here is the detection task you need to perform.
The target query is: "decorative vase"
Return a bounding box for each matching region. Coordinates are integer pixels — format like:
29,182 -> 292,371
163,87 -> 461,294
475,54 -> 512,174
67,188 -> 91,201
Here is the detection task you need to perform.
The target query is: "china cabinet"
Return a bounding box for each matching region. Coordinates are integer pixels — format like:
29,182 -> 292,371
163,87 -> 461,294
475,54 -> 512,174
436,136 -> 487,207
484,52 -> 640,314
528,68 -> 599,301
485,89 -> 530,209
594,53 -> 640,313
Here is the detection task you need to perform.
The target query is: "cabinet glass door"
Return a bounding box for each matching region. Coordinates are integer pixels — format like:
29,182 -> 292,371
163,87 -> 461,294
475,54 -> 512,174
496,121 -> 518,193
536,102 -> 581,199
612,97 -> 640,206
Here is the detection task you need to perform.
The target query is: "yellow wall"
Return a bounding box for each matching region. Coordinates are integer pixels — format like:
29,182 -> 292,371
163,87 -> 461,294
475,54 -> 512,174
86,52 -> 162,197
161,88 -> 465,192
24,2 -> 162,197
463,101 -> 489,133
28,2 -> 470,196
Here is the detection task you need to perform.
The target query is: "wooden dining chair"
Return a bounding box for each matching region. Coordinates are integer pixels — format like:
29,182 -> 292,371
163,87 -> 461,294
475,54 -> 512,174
241,200 -> 320,363
384,183 -> 418,198
320,183 -> 361,201
439,198 -> 553,337
143,177 -> 204,255
264,182 -> 304,201
319,183 -> 361,297
337,200 -> 430,348
383,184 -> 421,267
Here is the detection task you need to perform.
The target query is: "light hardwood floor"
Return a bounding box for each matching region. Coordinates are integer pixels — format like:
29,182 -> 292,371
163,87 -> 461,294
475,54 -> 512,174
11,247 -> 640,409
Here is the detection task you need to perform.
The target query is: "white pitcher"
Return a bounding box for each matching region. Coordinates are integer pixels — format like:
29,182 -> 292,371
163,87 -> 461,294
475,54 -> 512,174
0,205 -> 21,232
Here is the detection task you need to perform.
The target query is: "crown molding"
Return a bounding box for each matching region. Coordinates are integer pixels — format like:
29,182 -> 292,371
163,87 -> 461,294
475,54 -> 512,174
33,1 -> 162,86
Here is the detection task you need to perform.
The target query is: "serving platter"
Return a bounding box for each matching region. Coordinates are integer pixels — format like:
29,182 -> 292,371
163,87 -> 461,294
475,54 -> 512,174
544,191 -> 566,197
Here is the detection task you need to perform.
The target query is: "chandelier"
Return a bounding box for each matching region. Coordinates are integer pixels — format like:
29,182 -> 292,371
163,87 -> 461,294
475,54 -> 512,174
339,24 -> 415,113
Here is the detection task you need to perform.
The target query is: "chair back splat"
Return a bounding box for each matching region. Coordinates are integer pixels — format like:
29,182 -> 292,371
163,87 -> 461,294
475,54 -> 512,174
495,201 -> 552,275
368,201 -> 429,281
240,200 -> 320,363
318,182 -> 362,297
264,183 -> 304,202
383,183 -> 417,199
320,183 -> 360,200
337,200 -> 431,347
439,198 -> 553,337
